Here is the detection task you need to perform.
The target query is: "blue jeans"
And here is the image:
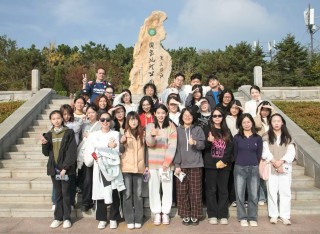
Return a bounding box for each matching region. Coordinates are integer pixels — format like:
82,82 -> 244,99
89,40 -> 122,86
123,173 -> 144,224
234,165 -> 259,221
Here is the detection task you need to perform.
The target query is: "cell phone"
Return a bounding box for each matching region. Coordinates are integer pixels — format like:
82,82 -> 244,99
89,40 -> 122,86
55,174 -> 69,181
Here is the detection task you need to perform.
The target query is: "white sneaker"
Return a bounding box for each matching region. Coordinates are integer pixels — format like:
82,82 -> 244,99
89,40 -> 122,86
63,220 -> 72,229
50,220 -> 62,228
134,223 -> 142,229
154,213 -> 161,225
208,217 -> 218,225
280,218 -> 291,225
127,223 -> 134,229
249,220 -> 258,227
270,217 -> 278,224
51,205 -> 56,211
240,220 -> 248,227
258,201 -> 265,206
109,220 -> 117,229
98,221 -> 107,229
162,214 -> 170,225
231,201 -> 237,207
220,218 -> 228,225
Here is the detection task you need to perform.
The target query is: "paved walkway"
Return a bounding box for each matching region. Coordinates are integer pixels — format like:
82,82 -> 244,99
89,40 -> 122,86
1,215 -> 320,233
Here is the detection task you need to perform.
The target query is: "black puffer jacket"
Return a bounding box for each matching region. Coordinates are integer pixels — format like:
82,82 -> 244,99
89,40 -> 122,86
42,128 -> 77,176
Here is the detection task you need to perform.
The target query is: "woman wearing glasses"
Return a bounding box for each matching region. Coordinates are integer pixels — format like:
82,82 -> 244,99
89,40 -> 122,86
204,107 -> 233,225
84,111 -> 125,229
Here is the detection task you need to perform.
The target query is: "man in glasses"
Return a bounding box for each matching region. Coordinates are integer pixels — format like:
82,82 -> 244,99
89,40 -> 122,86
81,68 -> 112,104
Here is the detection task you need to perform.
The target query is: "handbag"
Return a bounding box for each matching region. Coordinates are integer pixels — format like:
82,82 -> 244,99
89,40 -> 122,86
259,159 -> 270,180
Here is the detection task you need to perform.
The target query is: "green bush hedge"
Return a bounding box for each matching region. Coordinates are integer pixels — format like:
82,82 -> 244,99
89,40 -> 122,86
273,101 -> 320,144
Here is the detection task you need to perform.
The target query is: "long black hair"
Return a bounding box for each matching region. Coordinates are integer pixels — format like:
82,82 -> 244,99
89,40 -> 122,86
210,107 -> 232,143
189,84 -> 203,107
154,104 -> 170,129
268,113 -> 292,146
113,104 -> 126,131
138,96 -> 155,115
237,113 -> 258,137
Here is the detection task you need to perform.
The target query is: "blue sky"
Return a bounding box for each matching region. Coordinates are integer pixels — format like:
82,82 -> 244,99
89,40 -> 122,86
0,0 -> 319,52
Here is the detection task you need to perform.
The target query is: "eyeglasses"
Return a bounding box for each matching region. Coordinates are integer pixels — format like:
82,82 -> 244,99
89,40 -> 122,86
100,118 -> 111,122
105,92 -> 113,94
212,115 -> 223,118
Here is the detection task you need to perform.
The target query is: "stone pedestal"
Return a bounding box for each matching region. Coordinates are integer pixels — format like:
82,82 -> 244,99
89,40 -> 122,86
129,11 -> 172,94
253,66 -> 262,87
31,69 -> 40,92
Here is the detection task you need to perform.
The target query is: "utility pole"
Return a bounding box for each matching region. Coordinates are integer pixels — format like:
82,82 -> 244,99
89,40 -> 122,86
304,4 -> 317,60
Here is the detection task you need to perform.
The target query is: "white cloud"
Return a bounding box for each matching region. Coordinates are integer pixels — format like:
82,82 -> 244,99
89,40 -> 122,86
164,0 -> 283,50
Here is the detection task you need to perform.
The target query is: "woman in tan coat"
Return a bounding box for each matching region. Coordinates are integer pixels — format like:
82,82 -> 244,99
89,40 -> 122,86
120,111 -> 148,229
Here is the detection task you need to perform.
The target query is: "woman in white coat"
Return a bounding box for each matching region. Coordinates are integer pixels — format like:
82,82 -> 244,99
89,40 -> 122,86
85,111 -> 125,229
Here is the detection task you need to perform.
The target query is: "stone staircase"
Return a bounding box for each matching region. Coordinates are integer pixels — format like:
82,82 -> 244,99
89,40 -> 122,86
1,95 -> 320,217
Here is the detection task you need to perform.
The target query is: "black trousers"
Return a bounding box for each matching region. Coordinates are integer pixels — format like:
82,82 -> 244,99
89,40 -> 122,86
228,162 -> 236,203
79,164 -> 93,207
96,189 -> 122,221
205,168 -> 230,219
51,175 -> 71,221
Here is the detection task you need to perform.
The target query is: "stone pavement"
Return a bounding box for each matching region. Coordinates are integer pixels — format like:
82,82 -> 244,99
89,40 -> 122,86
1,215 -> 320,233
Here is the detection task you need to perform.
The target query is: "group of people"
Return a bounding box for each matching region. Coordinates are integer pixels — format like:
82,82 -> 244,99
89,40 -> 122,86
41,68 -> 296,230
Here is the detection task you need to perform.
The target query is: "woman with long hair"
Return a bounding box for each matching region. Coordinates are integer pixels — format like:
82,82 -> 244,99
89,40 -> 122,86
138,96 -> 155,129
233,113 -> 262,227
204,107 -> 233,225
94,94 -> 112,115
120,111 -> 148,229
262,113 -> 296,225
145,104 -> 177,226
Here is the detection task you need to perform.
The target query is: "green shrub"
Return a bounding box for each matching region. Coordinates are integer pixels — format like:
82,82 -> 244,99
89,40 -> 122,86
0,101 -> 25,124
55,91 -> 68,96
273,101 -> 320,143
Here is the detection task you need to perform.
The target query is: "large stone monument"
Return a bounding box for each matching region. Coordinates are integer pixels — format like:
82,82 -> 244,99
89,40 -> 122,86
129,11 -> 172,94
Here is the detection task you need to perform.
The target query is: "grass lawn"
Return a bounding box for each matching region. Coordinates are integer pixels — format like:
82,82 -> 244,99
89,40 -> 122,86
0,101 -> 25,124
273,101 -> 320,144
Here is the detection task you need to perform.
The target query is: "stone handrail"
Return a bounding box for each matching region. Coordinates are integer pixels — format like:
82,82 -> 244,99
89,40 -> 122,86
0,88 -> 55,159
238,85 -> 320,188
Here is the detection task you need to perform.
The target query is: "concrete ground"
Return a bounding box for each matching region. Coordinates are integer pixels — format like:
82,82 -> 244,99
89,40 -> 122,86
1,215 -> 320,233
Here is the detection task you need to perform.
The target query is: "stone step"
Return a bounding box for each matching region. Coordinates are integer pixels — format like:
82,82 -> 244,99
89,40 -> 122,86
0,178 -> 51,190
23,132 -> 44,138
292,186 -> 320,200
37,114 -> 51,120
0,190 -> 52,204
0,168 -> 47,178
0,159 -> 47,168
32,119 -> 51,127
17,138 -> 41,145
4,152 -> 44,160
41,109 -> 55,115
28,126 -> 50,132
291,175 -> 315,187
10,145 -> 42,152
